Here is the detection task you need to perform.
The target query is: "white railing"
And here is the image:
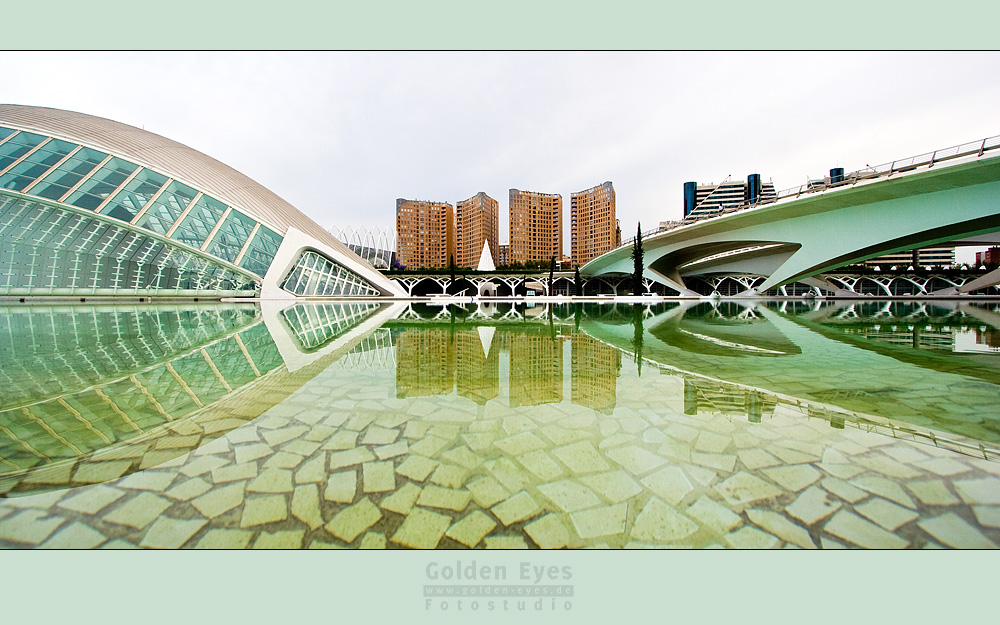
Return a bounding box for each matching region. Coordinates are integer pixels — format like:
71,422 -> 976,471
622,134 -> 1000,248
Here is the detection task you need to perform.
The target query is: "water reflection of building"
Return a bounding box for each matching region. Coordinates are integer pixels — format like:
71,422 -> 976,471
571,332 -> 620,413
682,379 -> 776,423
280,302 -> 383,351
975,326 -> 1000,349
388,323 -> 629,410
455,328 -> 499,405
509,330 -> 564,407
394,327 -> 455,397
335,328 -> 397,371
0,305 -> 284,487
850,326 -> 956,351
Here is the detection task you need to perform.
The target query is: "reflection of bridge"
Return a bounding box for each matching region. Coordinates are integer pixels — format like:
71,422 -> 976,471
581,299 -> 1000,460
584,136 -> 1000,297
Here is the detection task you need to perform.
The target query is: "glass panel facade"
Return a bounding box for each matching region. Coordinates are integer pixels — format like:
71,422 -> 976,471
207,209 -> 255,263
100,167 -> 168,223
133,180 -> 197,235
171,194 -> 226,249
0,139 -> 77,192
238,225 -> 282,277
65,157 -> 139,212
27,147 -> 108,201
0,131 -> 47,172
0,128 -> 365,295
280,250 -> 381,297
0,193 -> 257,296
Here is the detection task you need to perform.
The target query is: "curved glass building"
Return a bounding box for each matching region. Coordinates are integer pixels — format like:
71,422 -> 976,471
0,105 -> 402,298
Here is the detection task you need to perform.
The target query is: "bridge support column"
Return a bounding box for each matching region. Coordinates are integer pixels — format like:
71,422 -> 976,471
931,266 -> 1000,296
650,267 -> 700,297
801,276 -> 857,297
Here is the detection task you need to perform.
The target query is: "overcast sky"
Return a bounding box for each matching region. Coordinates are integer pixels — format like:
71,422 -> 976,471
4,51 -> 998,261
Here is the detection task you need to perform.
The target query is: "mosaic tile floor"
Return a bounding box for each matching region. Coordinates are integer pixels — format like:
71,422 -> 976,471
2,359 -> 998,549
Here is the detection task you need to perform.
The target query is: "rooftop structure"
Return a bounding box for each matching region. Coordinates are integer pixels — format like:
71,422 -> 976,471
864,246 -> 956,269
329,225 -> 396,270
683,174 -> 777,221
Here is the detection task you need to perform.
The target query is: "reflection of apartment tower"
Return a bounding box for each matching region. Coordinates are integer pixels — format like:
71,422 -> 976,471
508,331 -> 564,407
456,192 -> 499,269
571,181 -> 617,267
454,328 -> 499,404
571,333 -> 620,413
509,189 -> 562,264
394,327 -> 455,397
395,198 -> 455,269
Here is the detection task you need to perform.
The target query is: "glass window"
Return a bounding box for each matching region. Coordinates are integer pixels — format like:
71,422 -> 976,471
0,126 -> 16,141
207,210 -> 255,263
27,147 -> 108,201
170,194 -> 226,249
280,250 -> 380,297
133,180 -> 198,235
0,131 -> 47,172
238,225 -> 282,276
0,139 -> 77,192
65,157 -> 139,211
100,167 -> 168,223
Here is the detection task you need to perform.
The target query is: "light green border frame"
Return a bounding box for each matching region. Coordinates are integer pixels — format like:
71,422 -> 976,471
3,1 -> 999,50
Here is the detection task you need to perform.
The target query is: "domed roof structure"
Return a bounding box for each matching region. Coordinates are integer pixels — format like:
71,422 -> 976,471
0,104 -> 401,298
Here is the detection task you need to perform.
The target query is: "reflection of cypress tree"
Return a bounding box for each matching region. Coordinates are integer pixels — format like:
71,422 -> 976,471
631,304 -> 644,376
574,303 -> 582,332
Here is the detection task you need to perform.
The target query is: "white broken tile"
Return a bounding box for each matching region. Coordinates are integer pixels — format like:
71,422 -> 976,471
918,512 -> 996,549
631,497 -> 698,544
570,502 -> 627,539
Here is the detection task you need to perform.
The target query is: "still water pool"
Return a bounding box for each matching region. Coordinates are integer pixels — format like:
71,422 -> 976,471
1,299 -> 998,548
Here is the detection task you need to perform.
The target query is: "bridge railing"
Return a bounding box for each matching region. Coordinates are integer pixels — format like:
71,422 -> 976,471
622,134 -> 1000,248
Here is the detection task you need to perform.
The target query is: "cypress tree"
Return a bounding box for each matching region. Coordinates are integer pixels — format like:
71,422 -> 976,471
448,254 -> 456,294
631,222 -> 644,295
